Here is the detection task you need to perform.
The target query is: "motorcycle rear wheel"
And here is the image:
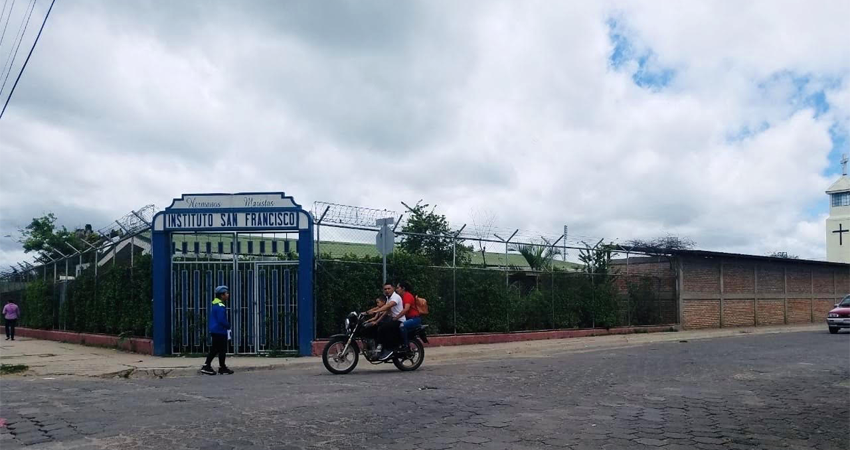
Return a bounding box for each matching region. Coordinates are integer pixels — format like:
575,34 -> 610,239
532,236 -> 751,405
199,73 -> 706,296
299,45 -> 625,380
322,337 -> 359,374
393,339 -> 424,371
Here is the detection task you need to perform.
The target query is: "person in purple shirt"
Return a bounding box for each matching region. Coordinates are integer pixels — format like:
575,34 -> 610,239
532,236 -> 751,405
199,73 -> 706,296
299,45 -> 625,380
3,299 -> 20,341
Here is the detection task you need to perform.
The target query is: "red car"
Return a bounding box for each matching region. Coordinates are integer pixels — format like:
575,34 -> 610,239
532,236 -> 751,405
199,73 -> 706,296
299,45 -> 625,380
827,295 -> 850,334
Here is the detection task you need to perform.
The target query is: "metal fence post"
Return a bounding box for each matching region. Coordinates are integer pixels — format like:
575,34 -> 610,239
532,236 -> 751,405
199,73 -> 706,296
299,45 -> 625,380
551,267 -> 555,329
452,235 -> 457,334
451,225 -> 465,335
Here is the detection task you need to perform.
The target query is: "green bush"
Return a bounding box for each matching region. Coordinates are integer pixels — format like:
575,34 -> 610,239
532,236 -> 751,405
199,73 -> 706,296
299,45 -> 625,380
16,256 -> 153,337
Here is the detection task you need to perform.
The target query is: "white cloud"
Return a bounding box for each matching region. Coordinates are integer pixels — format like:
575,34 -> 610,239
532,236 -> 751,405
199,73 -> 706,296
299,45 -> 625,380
0,0 -> 847,270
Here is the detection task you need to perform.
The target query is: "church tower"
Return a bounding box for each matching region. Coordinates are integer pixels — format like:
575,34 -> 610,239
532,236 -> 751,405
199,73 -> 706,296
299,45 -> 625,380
826,154 -> 850,263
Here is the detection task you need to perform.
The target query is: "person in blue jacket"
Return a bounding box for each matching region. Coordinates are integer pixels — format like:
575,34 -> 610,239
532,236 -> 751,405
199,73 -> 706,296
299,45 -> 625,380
201,285 -> 233,375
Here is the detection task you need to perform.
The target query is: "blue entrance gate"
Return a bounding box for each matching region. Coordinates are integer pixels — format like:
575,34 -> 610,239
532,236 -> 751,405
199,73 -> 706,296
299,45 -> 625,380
151,193 -> 314,356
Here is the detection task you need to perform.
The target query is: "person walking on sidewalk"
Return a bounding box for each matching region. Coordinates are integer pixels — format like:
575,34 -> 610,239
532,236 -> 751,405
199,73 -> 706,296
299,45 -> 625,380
201,286 -> 233,375
3,299 -> 19,341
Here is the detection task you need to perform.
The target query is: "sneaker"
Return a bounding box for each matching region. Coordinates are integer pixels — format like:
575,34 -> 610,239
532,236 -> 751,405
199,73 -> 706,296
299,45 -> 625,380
377,350 -> 395,362
218,367 -> 234,375
200,365 -> 216,375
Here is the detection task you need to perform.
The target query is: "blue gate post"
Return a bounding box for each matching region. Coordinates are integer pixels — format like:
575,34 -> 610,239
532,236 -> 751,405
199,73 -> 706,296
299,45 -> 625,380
152,218 -> 171,356
152,192 -> 314,357
297,223 -> 314,356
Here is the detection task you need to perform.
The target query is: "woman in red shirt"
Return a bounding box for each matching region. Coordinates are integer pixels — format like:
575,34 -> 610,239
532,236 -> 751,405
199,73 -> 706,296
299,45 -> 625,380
394,281 -> 421,349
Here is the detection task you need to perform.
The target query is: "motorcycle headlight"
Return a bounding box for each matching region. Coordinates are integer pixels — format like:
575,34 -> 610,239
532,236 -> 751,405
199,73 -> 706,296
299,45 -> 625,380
344,318 -> 351,329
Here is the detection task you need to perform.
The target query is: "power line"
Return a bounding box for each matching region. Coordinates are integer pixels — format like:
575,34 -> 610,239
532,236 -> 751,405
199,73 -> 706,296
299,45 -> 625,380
0,0 -> 52,120
0,0 -> 14,49
0,0 -> 33,99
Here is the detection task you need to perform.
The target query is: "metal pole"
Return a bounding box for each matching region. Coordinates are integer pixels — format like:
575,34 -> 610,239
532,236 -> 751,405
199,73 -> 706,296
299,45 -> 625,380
131,209 -> 152,226
563,225 -> 568,263
316,206 -> 330,260
453,235 -> 457,334
494,229 -> 519,331
381,224 -> 388,284
551,264 -> 555,329
66,243 -> 83,277
452,224 -> 466,335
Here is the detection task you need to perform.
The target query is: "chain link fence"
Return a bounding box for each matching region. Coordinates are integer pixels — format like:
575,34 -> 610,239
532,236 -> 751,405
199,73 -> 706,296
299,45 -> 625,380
0,202 -> 679,343
0,208 -> 155,337
314,223 -> 678,338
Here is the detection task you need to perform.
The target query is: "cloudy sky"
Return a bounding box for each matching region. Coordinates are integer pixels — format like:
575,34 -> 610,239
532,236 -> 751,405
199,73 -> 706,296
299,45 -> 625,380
0,0 -> 848,267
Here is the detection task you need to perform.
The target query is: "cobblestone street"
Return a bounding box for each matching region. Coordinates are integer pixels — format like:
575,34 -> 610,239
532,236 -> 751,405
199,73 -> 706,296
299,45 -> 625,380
1,330 -> 848,450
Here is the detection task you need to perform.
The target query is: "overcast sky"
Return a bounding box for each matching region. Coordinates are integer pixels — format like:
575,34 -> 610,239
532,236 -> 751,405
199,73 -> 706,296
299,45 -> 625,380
0,0 -> 848,268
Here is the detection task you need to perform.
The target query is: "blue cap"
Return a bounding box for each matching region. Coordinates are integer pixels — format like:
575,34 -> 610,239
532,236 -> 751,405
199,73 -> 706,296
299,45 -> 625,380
214,285 -> 229,295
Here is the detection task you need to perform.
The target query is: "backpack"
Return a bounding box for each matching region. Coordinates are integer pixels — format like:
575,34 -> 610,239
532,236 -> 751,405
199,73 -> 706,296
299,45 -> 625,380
415,295 -> 429,315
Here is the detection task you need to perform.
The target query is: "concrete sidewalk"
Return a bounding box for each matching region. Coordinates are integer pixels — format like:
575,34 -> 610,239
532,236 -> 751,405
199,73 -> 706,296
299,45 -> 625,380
0,324 -> 826,379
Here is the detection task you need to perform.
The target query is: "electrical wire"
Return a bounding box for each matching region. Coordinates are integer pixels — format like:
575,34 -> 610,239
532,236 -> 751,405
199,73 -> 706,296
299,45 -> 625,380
0,0 -> 33,98
0,0 -> 53,120
0,0 -> 14,49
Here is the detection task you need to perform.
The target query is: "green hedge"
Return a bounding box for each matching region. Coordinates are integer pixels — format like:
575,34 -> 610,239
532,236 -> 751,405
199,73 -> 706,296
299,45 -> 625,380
18,255 -> 153,337
314,253 -> 670,338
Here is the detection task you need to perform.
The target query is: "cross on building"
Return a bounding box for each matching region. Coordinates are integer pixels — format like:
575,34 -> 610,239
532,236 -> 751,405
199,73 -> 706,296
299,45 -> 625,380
833,224 -> 848,246
843,154 -> 849,176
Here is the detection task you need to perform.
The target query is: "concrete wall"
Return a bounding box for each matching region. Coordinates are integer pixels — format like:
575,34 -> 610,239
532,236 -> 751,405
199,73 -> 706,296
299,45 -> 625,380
678,255 -> 849,329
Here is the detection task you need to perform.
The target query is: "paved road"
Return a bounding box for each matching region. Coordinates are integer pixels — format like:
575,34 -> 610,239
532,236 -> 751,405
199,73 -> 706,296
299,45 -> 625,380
1,330 -> 848,450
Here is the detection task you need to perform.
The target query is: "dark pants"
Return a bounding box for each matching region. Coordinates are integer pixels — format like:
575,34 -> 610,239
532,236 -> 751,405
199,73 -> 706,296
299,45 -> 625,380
205,333 -> 227,368
377,320 -> 401,349
5,319 -> 16,339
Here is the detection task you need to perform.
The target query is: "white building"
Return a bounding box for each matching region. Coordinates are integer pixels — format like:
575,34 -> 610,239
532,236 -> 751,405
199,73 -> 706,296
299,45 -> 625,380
826,155 -> 850,263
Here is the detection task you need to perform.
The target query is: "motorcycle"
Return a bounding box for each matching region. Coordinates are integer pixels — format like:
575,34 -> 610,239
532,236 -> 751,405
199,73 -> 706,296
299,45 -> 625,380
322,311 -> 428,374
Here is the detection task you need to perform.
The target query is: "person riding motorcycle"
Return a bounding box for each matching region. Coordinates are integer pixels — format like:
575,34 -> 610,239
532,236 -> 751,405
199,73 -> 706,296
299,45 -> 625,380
369,283 -> 405,361
394,281 -> 421,349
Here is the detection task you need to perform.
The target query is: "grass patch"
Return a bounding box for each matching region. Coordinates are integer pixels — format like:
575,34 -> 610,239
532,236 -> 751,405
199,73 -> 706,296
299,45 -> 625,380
0,364 -> 29,375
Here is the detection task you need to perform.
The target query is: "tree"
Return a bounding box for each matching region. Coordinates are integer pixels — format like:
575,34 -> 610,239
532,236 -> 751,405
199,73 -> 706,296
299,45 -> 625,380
578,242 -> 619,328
625,235 -> 696,252
768,252 -> 799,259
19,214 -> 101,260
399,201 -> 471,266
513,242 -> 561,271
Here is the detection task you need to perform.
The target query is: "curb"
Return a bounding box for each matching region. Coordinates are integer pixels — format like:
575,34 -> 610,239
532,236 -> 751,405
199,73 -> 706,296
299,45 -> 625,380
310,325 -> 677,356
15,328 -> 153,354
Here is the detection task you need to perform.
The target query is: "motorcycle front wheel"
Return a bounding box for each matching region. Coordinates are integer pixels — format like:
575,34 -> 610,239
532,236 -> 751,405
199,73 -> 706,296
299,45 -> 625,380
393,339 -> 424,372
322,337 -> 359,374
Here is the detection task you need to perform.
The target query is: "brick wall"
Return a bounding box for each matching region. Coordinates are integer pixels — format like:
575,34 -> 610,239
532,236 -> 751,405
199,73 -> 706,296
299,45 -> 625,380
757,265 -> 784,294
724,263 -> 755,294
836,271 -> 849,294
679,255 -> 848,330
723,300 -> 755,327
683,300 -> 720,329
756,300 -> 785,325
787,270 -> 811,294
814,299 -> 836,319
813,268 -> 834,294
683,260 -> 720,293
787,299 -> 812,324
